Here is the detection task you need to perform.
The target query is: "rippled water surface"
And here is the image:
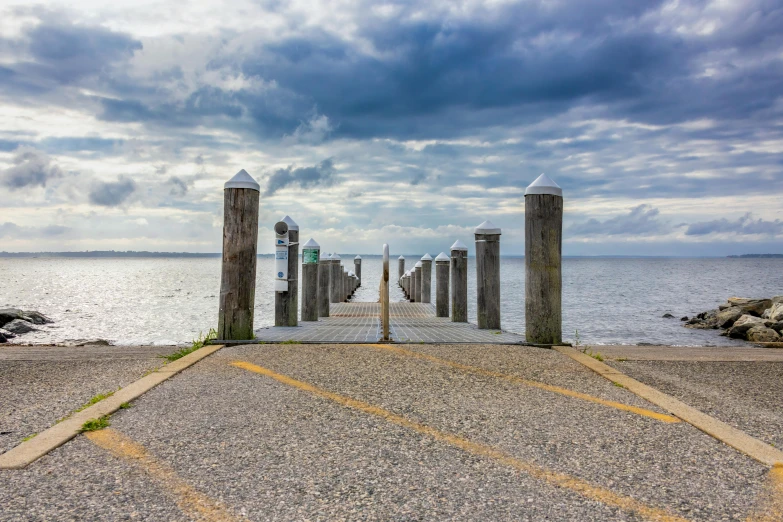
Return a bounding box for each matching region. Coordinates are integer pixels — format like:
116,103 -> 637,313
2,257 -> 782,346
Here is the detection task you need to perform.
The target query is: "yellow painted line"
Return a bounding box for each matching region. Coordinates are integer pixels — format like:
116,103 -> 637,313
0,344 -> 225,469
554,346 -> 783,467
746,465 -> 783,521
232,360 -> 688,522
366,344 -> 679,424
87,429 -> 241,522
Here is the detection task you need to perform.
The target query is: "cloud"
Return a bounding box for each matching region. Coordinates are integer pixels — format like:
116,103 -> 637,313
264,158 -> 336,196
166,176 -> 189,197
569,205 -> 666,236
685,213 -> 783,236
0,221 -> 71,238
1,147 -> 63,189
88,176 -> 137,206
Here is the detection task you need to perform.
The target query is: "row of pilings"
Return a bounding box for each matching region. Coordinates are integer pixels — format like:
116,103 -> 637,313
216,170 -> 362,339
216,169 -> 564,346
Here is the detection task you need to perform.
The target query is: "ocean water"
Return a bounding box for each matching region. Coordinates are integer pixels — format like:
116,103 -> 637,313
1,257 -> 782,346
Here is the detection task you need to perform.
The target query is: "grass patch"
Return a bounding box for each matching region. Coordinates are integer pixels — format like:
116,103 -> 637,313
119,402 -> 132,409
280,339 -> 301,345
613,382 -> 625,388
22,433 -> 37,442
492,331 -> 502,335
616,357 -> 628,362
162,328 -> 218,362
80,416 -> 110,432
74,390 -> 117,413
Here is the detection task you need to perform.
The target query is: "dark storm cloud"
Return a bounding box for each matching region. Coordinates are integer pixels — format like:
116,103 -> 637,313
569,205 -> 666,236
264,158 -> 336,196
88,176 -> 137,206
1,147 -> 63,189
0,19 -> 141,95
685,214 -> 783,236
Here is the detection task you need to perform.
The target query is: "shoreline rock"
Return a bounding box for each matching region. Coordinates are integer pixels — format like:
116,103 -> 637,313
0,308 -> 53,340
684,297 -> 782,343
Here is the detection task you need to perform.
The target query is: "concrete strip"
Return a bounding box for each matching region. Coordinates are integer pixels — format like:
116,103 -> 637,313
554,346 -> 783,467
87,429 -> 241,522
232,360 -> 689,522
367,344 -> 680,423
0,344 -> 224,469
596,345 -> 783,362
746,465 -> 783,522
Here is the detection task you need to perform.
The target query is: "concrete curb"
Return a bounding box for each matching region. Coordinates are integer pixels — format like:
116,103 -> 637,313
554,346 -> 783,467
0,344 -> 224,470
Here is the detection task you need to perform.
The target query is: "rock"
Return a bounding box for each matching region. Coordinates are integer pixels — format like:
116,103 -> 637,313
0,328 -> 16,339
727,315 -> 766,339
718,303 -> 730,311
716,307 -> 744,328
0,308 -> 53,328
3,319 -> 37,334
765,303 -> 783,322
726,297 -> 773,317
746,326 -> 780,343
773,296 -> 783,305
0,332 -> 6,343
685,310 -> 719,329
662,313 -> 674,319
767,322 -> 783,334
680,316 -> 689,321
75,339 -> 111,346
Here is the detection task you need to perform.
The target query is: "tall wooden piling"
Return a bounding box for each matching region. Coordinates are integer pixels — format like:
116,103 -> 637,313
354,256 -> 362,287
343,266 -> 349,301
404,271 -> 411,299
275,215 -> 299,326
218,170 -> 260,340
381,244 -> 390,340
318,251 -> 330,317
475,220 -> 501,329
301,238 -> 320,321
413,262 -> 422,302
330,254 -> 342,303
525,174 -> 563,344
450,240 -> 468,323
420,254 -> 432,304
398,256 -> 405,287
435,252 -> 449,318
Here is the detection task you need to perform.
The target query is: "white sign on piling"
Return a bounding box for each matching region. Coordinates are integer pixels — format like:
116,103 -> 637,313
274,221 -> 289,292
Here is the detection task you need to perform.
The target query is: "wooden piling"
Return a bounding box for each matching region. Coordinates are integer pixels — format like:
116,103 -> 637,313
381,244 -> 390,340
525,174 -> 563,344
420,254 -> 432,304
301,238 -> 320,321
330,254 -> 342,303
343,266 -> 349,301
411,263 -> 419,302
450,240 -> 468,323
435,252 -> 449,318
475,220 -> 501,329
414,261 -> 423,303
398,256 -> 405,287
275,215 -> 299,326
217,170 -> 260,340
354,256 -> 362,287
318,251 -> 330,317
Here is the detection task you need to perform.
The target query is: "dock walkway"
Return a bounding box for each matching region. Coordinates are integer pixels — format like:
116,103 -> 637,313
249,302 -> 526,344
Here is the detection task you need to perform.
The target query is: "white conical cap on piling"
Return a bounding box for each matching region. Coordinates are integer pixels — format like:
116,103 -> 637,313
475,220 -> 501,235
398,255 -> 405,260
450,240 -> 468,251
348,270 -> 354,276
224,169 -> 260,191
303,238 -> 320,249
355,255 -> 361,260
332,253 -> 341,260
280,215 -> 299,231
421,253 -> 432,261
435,252 -> 449,262
525,173 -> 563,197
320,251 -> 329,260
415,261 -> 423,268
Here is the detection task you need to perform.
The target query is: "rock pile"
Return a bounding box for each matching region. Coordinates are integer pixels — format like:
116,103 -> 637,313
684,297 -> 783,343
0,308 -> 53,343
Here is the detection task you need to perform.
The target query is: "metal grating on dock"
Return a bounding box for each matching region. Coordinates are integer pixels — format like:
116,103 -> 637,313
249,302 -> 526,344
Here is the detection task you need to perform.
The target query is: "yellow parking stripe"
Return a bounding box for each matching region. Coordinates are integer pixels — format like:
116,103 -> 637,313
232,360 -> 688,522
87,429 -> 241,522
367,344 -> 679,423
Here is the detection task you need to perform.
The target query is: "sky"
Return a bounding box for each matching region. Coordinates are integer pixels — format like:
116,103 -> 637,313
0,0 -> 782,256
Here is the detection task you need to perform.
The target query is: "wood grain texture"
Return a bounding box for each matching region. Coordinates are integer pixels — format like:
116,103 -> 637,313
420,260 -> 432,303
302,259 -> 319,321
218,188 -> 259,340
318,259 -> 330,317
414,266 -> 422,303
475,233 -> 501,329
411,269 -> 418,302
354,259 -> 362,287
275,229 -> 299,326
330,259 -> 341,303
435,260 -> 449,317
398,259 -> 405,286
450,249 -> 468,322
525,194 -> 563,344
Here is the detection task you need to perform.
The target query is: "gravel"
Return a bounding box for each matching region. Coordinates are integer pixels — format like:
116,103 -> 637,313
607,359 -> 783,448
